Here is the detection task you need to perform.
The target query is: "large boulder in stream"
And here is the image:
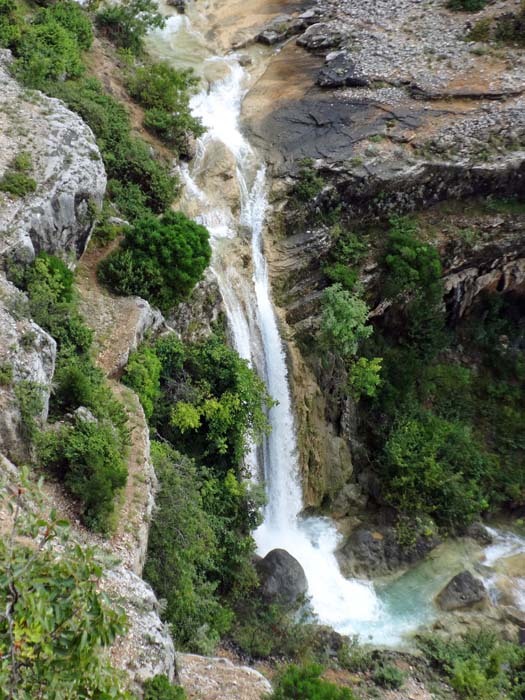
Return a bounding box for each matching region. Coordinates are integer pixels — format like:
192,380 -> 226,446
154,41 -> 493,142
437,571 -> 488,612
255,549 -> 308,606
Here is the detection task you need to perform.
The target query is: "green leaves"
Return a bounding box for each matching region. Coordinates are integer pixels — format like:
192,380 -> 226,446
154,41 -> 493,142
320,284 -> 373,360
0,478 -> 129,699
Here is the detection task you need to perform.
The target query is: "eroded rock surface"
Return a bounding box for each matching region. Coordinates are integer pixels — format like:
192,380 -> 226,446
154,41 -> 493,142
0,50 -> 105,263
177,653 -> 272,700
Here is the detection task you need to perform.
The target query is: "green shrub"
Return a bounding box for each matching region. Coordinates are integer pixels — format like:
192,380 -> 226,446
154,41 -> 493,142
447,0 -> 486,11
271,664 -> 354,700
0,0 -> 22,48
37,416 -> 128,531
98,211 -> 211,313
96,0 -> 165,54
35,0 -> 93,50
14,380 -> 44,439
126,62 -> 203,154
0,476 -> 130,698
294,159 -> 324,202
143,675 -> 186,700
319,284 -> 373,360
337,636 -> 374,673
0,152 -> 36,197
144,442 -> 234,651
14,19 -> 84,88
0,361 -> 13,385
382,409 -> 495,529
372,664 -> 405,690
122,344 -> 161,419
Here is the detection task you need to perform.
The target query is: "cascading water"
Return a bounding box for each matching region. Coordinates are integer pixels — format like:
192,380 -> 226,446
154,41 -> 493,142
148,4 -> 525,647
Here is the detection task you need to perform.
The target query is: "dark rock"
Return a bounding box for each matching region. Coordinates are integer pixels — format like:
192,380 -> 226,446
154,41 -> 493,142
465,522 -> 494,546
166,0 -> 187,13
337,526 -> 440,576
318,53 -> 369,88
436,571 -> 487,611
255,548 -> 308,605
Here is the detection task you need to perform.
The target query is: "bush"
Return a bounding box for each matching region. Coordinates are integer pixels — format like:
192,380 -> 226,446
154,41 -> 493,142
98,211 -> 211,313
319,284 -> 373,360
271,664 -> 354,700
122,344 -> 161,419
294,159 -> 324,202
0,477 -> 130,698
382,409 -> 495,529
127,62 -> 203,154
35,0 -> 93,50
372,664 -> 405,689
447,0 -> 486,10
14,18 -> 84,88
0,0 -> 22,48
36,416 -> 128,531
96,0 -> 164,54
0,152 -> 36,197
143,675 -> 186,700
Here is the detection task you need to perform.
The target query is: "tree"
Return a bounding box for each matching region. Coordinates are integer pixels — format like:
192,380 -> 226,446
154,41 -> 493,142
96,0 -> 165,54
0,475 -> 129,699
319,284 -> 373,360
98,211 -> 211,313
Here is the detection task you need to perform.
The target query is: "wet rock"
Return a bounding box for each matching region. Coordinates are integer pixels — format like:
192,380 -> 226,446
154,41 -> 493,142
337,526 -> 440,576
465,522 -> 494,546
318,53 -> 369,88
255,548 -> 308,605
436,571 -> 487,611
0,50 -> 105,263
166,0 -> 187,13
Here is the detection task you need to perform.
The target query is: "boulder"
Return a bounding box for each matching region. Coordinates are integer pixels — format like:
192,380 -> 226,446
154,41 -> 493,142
337,526 -> 439,576
436,571 -> 487,611
318,53 -> 369,88
255,548 -> 308,605
297,23 -> 344,51
0,50 -> 105,263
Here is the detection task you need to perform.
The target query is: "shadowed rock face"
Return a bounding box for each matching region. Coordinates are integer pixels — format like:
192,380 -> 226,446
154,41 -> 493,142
436,571 -> 487,611
255,548 -> 308,605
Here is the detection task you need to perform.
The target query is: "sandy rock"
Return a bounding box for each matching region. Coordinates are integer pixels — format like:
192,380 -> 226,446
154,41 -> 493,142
0,50 -> 105,263
177,653 -> 272,700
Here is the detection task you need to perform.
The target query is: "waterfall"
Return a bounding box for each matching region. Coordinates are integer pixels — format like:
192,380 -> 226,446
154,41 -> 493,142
147,8 -> 525,647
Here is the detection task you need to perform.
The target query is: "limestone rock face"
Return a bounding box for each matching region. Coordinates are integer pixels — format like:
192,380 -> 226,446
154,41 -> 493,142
0,275 -> 56,462
436,571 -> 488,611
255,548 -> 308,605
177,653 -> 272,700
0,51 -> 106,263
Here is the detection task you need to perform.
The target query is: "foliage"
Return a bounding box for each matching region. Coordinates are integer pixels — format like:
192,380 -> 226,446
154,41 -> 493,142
294,159 -> 325,202
418,630 -> 525,700
47,77 -> 179,219
36,416 -> 128,531
0,476 -> 129,699
271,664 -> 355,700
323,228 -> 367,292
319,284 -> 373,360
98,211 -> 211,313
372,664 -> 405,689
126,62 -> 204,155
348,356 -> 382,400
336,636 -> 374,673
0,152 -> 36,198
143,675 -> 186,700
0,0 -> 22,48
96,0 -> 165,54
447,0 -> 486,11
122,344 -> 161,419
14,17 -> 85,88
382,408 -> 495,529
35,0 -> 93,50
14,381 -> 44,439
0,361 -> 13,385
143,443 -> 233,652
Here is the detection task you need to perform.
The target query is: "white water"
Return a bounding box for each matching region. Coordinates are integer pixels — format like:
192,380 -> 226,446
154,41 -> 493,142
148,7 -> 525,647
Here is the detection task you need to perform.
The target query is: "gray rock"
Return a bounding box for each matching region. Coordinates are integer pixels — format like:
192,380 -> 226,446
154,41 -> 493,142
318,53 -> 369,88
465,522 -> 494,546
0,50 -> 106,263
436,571 -> 487,611
0,275 -> 56,463
297,23 -> 344,51
255,548 -> 308,605
166,0 -> 187,12
338,526 -> 439,577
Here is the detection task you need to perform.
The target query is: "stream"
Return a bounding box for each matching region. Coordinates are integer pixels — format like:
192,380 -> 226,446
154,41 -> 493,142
147,1 -> 525,647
